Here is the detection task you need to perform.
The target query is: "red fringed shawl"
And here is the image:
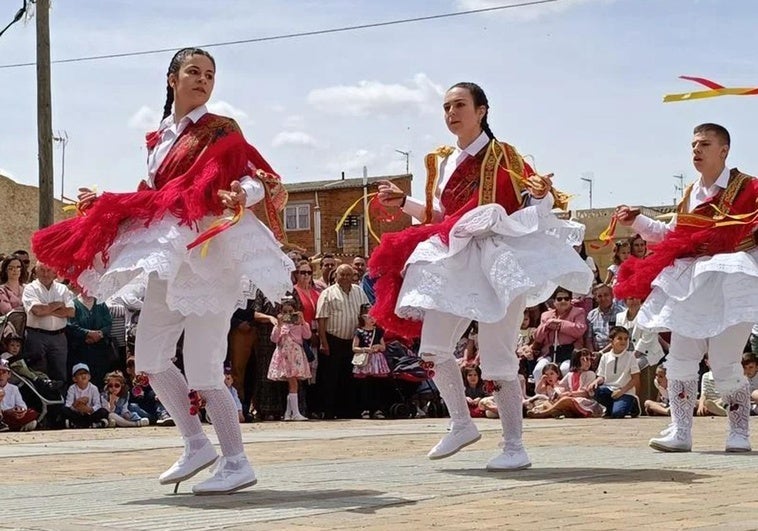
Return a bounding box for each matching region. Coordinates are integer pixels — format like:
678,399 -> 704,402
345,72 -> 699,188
32,113 -> 287,281
368,140 -> 534,339
614,169 -> 758,300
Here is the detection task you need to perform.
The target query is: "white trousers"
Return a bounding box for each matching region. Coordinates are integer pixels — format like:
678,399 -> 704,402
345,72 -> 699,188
419,295 -> 527,381
666,322 -> 752,395
134,274 -> 235,390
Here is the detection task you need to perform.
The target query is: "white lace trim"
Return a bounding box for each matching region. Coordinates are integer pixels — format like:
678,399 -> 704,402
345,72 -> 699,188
638,248 -> 758,338
77,212 -> 294,316
396,204 -> 594,322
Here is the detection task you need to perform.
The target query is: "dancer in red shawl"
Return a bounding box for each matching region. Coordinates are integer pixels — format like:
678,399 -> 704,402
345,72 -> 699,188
33,48 -> 294,494
615,123 -> 758,453
371,83 -> 593,470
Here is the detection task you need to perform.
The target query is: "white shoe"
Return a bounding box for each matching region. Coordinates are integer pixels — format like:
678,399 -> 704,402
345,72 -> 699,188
725,433 -> 752,453
290,413 -> 308,421
137,418 -> 150,427
159,440 -> 218,485
427,422 -> 481,460
649,430 -> 692,452
486,447 -> 532,471
20,420 -> 37,432
659,423 -> 675,437
192,457 -> 257,495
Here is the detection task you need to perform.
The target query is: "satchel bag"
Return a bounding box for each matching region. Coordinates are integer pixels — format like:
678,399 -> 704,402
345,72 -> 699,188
351,329 -> 375,367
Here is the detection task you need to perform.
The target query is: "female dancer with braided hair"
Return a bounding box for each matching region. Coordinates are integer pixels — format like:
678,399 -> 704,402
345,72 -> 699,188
32,48 -> 294,494
372,82 -> 593,470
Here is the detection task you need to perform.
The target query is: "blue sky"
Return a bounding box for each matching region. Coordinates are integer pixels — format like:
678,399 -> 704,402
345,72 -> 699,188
1,0 -> 757,210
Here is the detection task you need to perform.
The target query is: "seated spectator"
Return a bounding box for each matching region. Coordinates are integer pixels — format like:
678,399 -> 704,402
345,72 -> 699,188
742,352 -> 758,416
462,366 -> 498,418
62,363 -> 111,428
0,359 -> 39,431
205,365 -> 245,424
604,240 -> 630,286
588,326 -> 641,418
616,296 -> 665,407
533,288 -> 587,381
124,356 -> 172,425
528,349 -> 603,418
22,261 -> 75,383
644,365 -> 670,417
1,334 -> 62,393
66,287 -> 114,391
524,363 -> 562,414
100,370 -> 149,427
456,322 -> 479,368
587,283 -> 625,355
0,256 -> 28,316
697,354 -> 727,417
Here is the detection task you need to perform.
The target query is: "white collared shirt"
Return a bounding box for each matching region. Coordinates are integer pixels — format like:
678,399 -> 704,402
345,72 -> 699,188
632,165 -> 731,243
145,105 -> 264,207
22,280 -> 75,331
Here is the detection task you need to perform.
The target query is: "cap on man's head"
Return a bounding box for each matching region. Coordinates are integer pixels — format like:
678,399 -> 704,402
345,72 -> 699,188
72,363 -> 90,376
0,359 -> 10,371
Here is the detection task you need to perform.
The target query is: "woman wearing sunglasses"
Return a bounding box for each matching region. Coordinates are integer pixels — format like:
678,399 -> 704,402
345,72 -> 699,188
533,288 -> 587,381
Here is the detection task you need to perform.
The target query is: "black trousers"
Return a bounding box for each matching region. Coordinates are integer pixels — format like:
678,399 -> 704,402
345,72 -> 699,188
62,406 -> 109,427
317,334 -> 355,419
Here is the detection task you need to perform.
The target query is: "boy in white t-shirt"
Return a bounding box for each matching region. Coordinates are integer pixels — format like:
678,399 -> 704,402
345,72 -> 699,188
587,326 -> 641,418
62,363 -> 111,428
0,359 -> 39,431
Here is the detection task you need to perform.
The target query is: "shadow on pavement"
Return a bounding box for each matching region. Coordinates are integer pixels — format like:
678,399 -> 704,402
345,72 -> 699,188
440,467 -> 711,484
126,488 -> 419,513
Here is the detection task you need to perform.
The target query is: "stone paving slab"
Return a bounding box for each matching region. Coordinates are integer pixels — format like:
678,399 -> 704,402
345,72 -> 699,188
1,417 -> 756,530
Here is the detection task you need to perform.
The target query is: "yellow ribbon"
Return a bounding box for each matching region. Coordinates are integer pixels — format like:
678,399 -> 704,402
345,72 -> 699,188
188,205 -> 245,259
334,192 -> 382,244
664,76 -> 758,103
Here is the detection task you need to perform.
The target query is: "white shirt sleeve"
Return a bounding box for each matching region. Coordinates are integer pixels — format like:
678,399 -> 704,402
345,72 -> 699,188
239,176 -> 265,207
631,214 -> 672,244
526,192 -> 554,210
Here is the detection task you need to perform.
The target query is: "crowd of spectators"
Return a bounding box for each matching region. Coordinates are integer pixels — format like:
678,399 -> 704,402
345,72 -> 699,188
2,232 -> 758,432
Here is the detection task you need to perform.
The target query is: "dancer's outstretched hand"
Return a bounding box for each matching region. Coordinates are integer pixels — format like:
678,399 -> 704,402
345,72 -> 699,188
218,180 -> 247,209
525,173 -> 553,199
77,187 -> 98,210
376,180 -> 406,207
615,205 -> 641,226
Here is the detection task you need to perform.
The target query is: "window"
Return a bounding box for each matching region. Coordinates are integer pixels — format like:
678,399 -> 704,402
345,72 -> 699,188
337,215 -> 363,254
285,204 -> 310,231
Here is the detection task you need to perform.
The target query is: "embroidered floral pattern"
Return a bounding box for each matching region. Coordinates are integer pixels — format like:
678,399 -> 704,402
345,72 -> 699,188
420,360 -> 435,379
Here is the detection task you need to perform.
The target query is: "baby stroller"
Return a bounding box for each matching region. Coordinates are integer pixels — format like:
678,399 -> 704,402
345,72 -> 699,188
384,341 -> 447,419
1,310 -> 65,428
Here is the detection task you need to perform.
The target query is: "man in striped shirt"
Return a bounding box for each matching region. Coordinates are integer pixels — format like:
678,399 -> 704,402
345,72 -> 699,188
316,264 -> 369,419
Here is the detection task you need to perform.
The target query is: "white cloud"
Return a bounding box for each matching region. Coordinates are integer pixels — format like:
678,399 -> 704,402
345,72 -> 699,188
207,100 -> 250,123
127,106 -> 161,130
307,73 -> 444,117
283,114 -> 306,130
325,146 -> 410,177
456,0 -> 610,21
272,131 -> 318,149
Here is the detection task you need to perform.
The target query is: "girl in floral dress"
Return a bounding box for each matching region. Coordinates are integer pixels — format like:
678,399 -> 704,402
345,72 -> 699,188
268,298 -> 311,421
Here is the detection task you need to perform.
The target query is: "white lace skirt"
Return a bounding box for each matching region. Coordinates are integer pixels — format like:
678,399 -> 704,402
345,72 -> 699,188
396,203 -> 594,323
78,211 -> 294,316
638,248 -> 758,338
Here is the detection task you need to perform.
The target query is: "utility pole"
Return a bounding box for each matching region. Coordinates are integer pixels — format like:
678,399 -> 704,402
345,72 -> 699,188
36,0 -> 54,228
673,173 -> 684,204
53,131 -> 69,201
395,149 -> 410,175
580,172 -> 594,209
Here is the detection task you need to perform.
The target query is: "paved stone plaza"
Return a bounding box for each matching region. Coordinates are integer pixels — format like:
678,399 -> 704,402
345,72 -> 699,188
1,417 -> 757,530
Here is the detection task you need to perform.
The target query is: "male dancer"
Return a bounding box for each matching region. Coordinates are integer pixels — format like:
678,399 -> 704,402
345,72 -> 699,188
615,123 -> 758,452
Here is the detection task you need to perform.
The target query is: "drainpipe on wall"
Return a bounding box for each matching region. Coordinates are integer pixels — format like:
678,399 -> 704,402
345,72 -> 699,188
314,190 -> 322,256
362,166 -> 369,257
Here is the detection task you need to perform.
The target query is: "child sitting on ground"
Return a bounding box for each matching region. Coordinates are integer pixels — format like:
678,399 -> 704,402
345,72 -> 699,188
588,326 -> 641,418
209,366 -> 245,424
462,366 -> 498,418
697,354 -> 726,417
742,351 -> 758,416
644,365 -> 670,417
124,356 -> 172,426
524,363 -> 562,414
528,349 -> 603,419
63,363 -> 111,428
101,370 -> 149,427
0,359 -> 39,431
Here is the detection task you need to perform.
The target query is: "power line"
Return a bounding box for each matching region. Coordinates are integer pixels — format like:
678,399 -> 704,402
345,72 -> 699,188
0,0 -> 31,39
0,0 -> 562,69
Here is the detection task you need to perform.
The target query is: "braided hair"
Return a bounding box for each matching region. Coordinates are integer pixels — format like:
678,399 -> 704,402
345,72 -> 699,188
449,82 -> 495,140
161,47 -> 216,120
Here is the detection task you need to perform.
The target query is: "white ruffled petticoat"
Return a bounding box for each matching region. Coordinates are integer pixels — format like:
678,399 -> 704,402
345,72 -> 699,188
638,247 -> 758,339
396,202 -> 594,323
78,211 -> 294,316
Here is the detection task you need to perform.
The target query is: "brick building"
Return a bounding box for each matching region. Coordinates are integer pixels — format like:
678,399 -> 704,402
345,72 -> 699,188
271,174 -> 413,259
